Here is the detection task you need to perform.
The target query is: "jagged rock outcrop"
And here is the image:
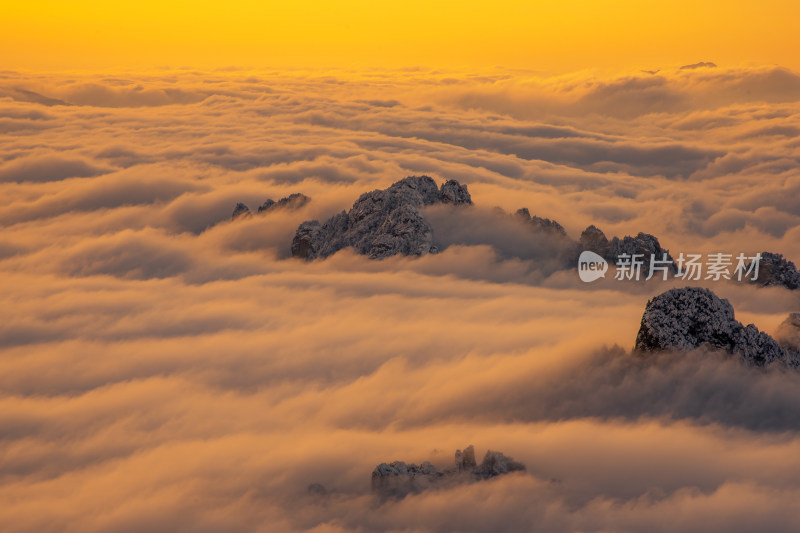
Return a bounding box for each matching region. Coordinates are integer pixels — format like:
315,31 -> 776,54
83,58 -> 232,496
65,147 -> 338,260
753,252 -> 800,290
579,224 -> 609,251
440,179 -> 473,205
231,202 -> 252,220
580,225 -> 676,270
292,176 -> 472,260
371,445 -> 525,498
371,461 -> 443,497
232,193 -> 310,221
258,193 -> 310,214
515,208 -> 568,237
635,287 -> 789,366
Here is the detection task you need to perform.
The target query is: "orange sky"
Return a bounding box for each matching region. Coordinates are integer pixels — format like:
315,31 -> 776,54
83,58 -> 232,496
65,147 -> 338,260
4,0 -> 800,71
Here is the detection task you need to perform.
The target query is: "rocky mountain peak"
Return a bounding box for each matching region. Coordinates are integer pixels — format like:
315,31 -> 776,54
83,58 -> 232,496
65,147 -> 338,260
755,252 -> 800,289
371,444 -> 525,498
231,202 -> 252,220
231,193 -> 310,221
292,176 -> 472,260
635,287 -> 789,366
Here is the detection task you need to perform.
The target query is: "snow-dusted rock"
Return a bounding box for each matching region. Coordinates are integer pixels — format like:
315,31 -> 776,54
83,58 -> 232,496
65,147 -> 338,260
474,450 -> 526,479
635,287 -> 788,366
440,179 -> 472,205
754,252 -> 799,289
292,176 -> 472,260
291,220 -> 322,259
370,461 -> 443,496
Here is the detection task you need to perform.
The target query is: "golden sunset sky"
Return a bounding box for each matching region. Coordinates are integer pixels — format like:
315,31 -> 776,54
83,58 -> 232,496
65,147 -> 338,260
4,0 -> 800,71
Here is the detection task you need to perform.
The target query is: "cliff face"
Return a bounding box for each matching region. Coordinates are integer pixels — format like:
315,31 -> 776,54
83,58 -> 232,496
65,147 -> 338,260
635,287 -> 794,367
292,176 -> 471,260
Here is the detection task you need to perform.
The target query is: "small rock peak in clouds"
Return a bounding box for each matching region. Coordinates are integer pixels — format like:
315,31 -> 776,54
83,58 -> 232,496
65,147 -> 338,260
440,179 -> 473,205
454,445 -> 477,471
680,61 -> 718,70
231,193 -> 311,221
578,224 -> 677,271
515,207 -> 568,237
754,252 -> 800,290
231,202 -> 252,220
635,287 -> 797,367
371,445 -> 526,498
291,176 -> 472,260
257,193 -> 310,214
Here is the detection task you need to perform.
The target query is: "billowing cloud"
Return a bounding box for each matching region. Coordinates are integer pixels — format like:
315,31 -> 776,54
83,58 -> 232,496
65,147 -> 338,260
0,65 -> 799,532
0,153 -> 108,183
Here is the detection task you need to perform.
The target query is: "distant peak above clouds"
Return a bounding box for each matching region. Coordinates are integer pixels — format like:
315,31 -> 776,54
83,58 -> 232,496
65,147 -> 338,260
230,193 -> 310,221
291,176 -> 472,260
370,444 -> 526,499
680,61 -> 718,70
283,176 -> 800,292
757,252 -> 800,289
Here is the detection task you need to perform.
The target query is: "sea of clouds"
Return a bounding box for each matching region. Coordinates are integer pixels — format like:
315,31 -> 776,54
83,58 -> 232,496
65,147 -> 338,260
1,64 -> 800,532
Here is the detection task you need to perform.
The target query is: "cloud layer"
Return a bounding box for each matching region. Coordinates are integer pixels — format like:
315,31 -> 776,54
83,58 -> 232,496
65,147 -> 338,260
1,65 -> 800,532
